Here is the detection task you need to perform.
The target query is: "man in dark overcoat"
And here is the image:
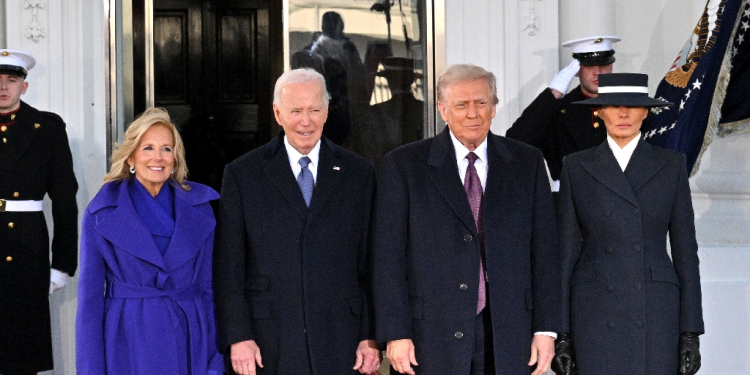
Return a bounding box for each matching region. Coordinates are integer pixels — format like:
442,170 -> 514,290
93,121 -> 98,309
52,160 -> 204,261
372,64 -> 561,375
506,36 -> 620,188
213,68 -> 380,375
0,49 -> 78,374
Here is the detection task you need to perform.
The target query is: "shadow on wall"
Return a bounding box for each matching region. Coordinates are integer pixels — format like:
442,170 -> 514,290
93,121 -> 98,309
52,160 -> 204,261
44,136 -> 106,375
497,46 -> 558,136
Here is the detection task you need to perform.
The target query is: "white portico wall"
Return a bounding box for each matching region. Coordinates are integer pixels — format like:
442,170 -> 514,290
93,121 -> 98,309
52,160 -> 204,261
445,0 -> 750,374
2,0 -> 108,374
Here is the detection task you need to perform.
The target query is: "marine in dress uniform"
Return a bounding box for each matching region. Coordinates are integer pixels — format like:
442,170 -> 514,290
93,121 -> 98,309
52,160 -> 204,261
506,36 -> 620,188
0,50 -> 78,375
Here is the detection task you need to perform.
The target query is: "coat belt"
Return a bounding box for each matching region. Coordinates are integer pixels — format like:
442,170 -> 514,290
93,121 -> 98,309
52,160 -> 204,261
106,281 -> 202,300
0,199 -> 43,212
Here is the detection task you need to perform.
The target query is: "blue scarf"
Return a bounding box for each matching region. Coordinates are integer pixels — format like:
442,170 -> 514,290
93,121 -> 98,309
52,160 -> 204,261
129,178 -> 175,255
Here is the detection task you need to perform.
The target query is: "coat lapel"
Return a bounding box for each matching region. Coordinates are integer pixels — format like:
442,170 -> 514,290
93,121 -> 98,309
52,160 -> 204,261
2,104 -> 40,172
306,139 -> 345,223
263,134 -> 309,217
427,128 -> 476,233
95,180 -> 167,270
482,134 -> 515,230
579,142 -> 639,207
624,140 -> 668,192
162,187 -> 215,271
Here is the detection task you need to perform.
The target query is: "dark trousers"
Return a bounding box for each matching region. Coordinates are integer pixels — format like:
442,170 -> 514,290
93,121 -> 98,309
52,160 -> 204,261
471,297 -> 495,375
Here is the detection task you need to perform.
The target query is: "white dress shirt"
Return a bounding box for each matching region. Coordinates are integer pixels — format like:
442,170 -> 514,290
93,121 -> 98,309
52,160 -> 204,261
606,132 -> 641,172
284,136 -> 321,183
448,129 -> 556,339
449,130 -> 489,191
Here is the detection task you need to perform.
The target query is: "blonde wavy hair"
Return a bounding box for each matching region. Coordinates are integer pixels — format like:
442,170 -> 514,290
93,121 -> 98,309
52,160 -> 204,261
103,107 -> 190,190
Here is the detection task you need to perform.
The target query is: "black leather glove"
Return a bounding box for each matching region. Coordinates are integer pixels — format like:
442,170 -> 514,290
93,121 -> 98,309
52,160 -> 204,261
679,332 -> 701,375
551,333 -> 576,375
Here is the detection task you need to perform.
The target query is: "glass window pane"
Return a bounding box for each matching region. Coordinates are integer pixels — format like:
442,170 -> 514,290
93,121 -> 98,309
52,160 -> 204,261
288,0 -> 429,170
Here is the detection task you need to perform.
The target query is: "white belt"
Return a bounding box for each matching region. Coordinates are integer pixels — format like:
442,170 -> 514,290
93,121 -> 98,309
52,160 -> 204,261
0,199 -> 44,212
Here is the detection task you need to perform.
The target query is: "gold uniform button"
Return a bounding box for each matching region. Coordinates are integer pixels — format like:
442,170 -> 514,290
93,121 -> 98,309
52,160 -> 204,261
593,110 -> 599,117
6,256 -> 12,262
561,109 -> 567,114
1,125 -> 6,132
2,138 -> 6,143
35,123 -> 41,128
10,114 -> 15,120
8,222 -> 14,229
13,192 -> 19,197
593,122 -> 600,128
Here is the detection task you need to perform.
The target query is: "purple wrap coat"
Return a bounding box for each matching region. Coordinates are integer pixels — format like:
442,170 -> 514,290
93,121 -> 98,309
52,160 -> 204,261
76,179 -> 223,375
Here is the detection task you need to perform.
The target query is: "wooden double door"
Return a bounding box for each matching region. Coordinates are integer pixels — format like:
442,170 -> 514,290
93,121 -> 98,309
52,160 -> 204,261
134,0 -> 282,190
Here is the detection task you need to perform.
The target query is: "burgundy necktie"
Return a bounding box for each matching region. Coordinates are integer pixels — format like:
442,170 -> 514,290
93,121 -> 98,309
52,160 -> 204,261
464,152 -> 486,314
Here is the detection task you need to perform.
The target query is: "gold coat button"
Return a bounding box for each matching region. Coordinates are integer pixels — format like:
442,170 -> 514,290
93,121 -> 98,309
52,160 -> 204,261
6,256 -> 12,262
8,222 -> 14,229
3,138 -> 6,143
1,125 -> 6,132
593,122 -> 600,128
593,110 -> 599,117
13,192 -> 19,197
561,109 -> 567,114
35,123 -> 41,128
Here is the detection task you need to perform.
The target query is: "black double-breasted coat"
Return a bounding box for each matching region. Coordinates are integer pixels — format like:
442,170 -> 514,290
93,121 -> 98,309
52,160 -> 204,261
0,101 -> 78,373
371,128 -> 561,374
506,86 -> 606,181
558,140 -> 704,375
213,133 -> 375,374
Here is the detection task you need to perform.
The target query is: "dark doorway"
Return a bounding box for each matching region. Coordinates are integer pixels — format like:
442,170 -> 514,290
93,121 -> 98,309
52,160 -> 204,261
133,0 -> 283,191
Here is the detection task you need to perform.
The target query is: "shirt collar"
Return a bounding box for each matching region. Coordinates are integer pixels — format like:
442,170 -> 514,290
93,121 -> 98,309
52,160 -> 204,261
449,129 -> 488,166
284,135 -> 321,166
606,133 -> 641,171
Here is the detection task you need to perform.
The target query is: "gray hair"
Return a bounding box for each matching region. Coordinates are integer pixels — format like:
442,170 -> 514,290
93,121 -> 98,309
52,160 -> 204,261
273,68 -> 331,106
437,64 -> 499,105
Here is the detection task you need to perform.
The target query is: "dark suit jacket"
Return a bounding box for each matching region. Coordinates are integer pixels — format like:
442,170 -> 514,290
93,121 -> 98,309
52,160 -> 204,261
0,101 -> 78,373
506,86 -> 606,181
372,128 -> 561,374
213,133 -> 376,374
558,140 -> 704,375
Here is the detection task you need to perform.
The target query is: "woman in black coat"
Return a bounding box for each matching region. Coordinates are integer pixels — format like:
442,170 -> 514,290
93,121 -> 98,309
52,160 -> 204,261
552,73 -> 704,375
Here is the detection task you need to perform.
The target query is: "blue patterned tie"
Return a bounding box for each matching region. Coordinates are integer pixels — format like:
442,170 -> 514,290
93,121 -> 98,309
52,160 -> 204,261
297,156 -> 314,207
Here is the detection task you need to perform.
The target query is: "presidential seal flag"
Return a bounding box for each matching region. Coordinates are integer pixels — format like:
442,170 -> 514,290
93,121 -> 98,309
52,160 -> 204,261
645,0 -> 750,175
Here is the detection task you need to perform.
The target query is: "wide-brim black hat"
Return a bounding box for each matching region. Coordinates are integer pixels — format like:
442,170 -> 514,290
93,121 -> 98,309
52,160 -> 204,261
573,73 -> 673,107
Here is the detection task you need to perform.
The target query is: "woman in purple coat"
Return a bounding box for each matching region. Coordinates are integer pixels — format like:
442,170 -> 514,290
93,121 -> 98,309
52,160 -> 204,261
76,108 -> 223,374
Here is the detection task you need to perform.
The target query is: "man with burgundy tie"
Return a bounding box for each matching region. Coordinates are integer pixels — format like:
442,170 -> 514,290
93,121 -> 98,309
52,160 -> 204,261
213,68 -> 380,375
372,64 -> 561,374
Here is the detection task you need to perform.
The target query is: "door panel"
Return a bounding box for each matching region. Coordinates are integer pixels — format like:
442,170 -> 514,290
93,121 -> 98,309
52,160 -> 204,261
135,0 -> 279,191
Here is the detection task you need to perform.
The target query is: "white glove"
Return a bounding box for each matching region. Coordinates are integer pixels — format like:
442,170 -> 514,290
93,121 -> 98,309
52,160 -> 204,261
549,59 -> 581,95
49,268 -> 69,295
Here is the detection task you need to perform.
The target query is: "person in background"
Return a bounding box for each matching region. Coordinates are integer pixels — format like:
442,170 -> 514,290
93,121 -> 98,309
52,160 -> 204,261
213,68 -> 380,375
506,36 -> 620,192
76,107 -> 223,375
553,73 -> 703,375
0,49 -> 78,375
372,64 -> 560,375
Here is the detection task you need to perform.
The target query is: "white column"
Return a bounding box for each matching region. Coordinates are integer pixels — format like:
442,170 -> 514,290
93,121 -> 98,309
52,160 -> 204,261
690,132 -> 750,375
5,1 -> 108,374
